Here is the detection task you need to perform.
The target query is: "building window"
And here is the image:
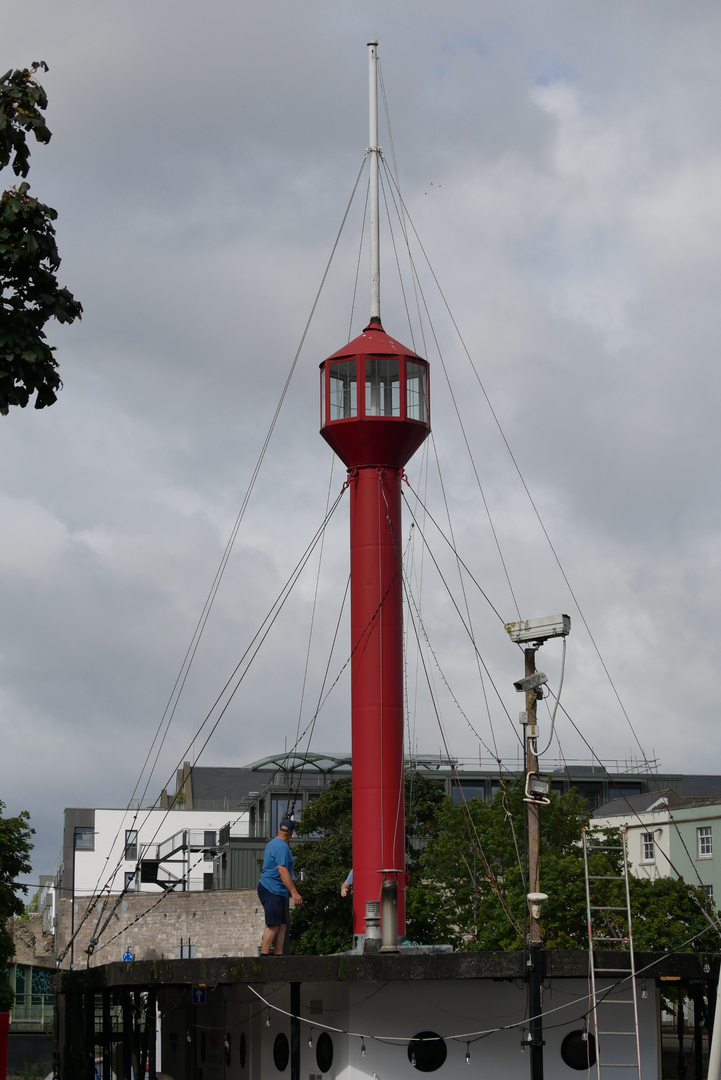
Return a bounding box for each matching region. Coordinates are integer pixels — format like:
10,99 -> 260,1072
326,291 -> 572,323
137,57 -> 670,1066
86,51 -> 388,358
642,833 -> 655,863
698,826 -> 713,858
451,781 -> 487,806
74,827 -> 94,851
124,871 -> 137,891
203,831 -> 216,857
203,873 -> 214,891
703,884 -> 714,900
125,830 -> 138,861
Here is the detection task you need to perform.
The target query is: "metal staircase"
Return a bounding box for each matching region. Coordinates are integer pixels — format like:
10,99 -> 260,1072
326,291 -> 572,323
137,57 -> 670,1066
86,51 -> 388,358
582,826 -> 642,1078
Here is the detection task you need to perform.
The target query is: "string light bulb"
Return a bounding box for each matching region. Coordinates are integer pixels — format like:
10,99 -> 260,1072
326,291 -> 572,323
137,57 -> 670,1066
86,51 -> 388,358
411,1051 -> 416,1066
266,1009 -> 271,1027
642,983 -> 648,1000
465,1043 -> 471,1064
360,1039 -> 366,1057
308,1028 -> 313,1048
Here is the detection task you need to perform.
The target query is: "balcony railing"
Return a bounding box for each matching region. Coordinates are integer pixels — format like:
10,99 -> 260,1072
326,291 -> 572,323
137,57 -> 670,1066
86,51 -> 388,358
10,993 -> 54,1031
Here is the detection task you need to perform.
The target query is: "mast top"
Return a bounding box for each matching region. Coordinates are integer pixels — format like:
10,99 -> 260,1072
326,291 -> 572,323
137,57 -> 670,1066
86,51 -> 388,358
367,41 -> 381,326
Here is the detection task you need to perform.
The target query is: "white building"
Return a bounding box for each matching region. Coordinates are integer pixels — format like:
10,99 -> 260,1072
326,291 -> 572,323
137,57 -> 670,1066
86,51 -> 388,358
53,805 -> 250,917
593,789 -> 721,900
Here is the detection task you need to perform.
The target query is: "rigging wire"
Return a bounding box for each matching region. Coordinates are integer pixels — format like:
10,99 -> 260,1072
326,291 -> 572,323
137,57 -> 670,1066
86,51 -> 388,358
84,154 -> 369,909
402,478 -> 506,624
61,487 -> 349,963
348,176 -> 370,342
244,923 -> 715,1046
429,432 -> 500,758
285,573 -> 350,816
379,65 -> 708,927
536,636 -> 567,756
288,455 -> 336,781
134,151 -> 369,809
379,155 -> 522,621
378,167 -> 416,349
378,60 -> 421,355
379,160 -> 658,776
375,473 -> 522,935
401,489 -> 522,744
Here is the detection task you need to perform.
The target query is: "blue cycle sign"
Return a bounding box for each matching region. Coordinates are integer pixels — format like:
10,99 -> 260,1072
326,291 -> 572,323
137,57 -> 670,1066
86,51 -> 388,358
122,950 -> 134,962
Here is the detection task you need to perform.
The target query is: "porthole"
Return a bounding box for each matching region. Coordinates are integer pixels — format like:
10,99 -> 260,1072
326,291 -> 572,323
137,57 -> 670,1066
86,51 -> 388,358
316,1032 -> 333,1073
240,1031 -> 247,1068
561,1030 -> 596,1070
408,1031 -> 447,1072
273,1032 -> 290,1072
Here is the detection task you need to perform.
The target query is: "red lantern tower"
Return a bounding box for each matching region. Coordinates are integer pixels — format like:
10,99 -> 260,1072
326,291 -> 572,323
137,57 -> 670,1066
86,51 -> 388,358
319,42 -> 430,941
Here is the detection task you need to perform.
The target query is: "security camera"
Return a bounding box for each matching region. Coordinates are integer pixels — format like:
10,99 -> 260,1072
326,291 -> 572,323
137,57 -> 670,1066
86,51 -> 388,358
505,614 -> 570,644
513,671 -> 548,694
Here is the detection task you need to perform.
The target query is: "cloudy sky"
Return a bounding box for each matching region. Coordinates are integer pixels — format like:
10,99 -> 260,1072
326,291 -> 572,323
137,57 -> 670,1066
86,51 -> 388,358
4,0 -> 721,877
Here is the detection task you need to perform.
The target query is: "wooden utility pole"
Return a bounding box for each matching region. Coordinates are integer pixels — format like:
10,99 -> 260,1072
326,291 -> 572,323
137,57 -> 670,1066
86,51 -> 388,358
525,646 -> 544,1080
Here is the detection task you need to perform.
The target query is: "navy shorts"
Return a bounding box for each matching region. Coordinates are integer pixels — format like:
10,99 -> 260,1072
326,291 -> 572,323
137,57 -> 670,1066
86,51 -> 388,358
258,883 -> 289,927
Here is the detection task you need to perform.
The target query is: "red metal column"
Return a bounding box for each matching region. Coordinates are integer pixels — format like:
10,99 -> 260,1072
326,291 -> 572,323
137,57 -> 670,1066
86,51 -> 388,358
349,465 -> 405,937
0,1012 -> 8,1080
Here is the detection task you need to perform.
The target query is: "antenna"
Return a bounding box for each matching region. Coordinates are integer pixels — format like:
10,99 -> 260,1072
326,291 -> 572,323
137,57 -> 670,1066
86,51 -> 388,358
367,40 -> 381,324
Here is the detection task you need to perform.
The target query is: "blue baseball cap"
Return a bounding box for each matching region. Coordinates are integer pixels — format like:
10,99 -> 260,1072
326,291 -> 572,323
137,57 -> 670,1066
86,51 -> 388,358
279,818 -> 296,832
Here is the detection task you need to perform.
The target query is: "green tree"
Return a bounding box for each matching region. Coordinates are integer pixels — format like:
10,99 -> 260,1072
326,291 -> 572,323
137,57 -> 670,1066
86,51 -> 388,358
410,782 -> 721,953
290,777 -> 720,956
408,783 -> 603,948
0,801 -> 34,1011
289,773 -> 445,955
0,63 -> 82,415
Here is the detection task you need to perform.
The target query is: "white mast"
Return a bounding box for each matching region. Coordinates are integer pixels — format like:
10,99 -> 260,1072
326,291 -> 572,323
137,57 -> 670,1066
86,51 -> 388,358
367,40 -> 381,324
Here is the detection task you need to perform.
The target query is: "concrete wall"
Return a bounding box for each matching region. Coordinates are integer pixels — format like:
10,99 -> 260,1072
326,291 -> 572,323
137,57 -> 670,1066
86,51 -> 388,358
55,889 -> 265,969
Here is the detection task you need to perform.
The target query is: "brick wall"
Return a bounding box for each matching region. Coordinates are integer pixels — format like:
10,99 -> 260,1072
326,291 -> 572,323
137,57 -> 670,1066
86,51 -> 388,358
55,890 -> 265,969
8,914 -> 55,968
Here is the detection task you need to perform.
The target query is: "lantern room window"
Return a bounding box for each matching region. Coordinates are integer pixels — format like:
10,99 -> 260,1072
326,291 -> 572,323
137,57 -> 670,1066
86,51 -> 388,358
329,360 -> 357,419
365,356 -> 400,416
407,361 -> 428,422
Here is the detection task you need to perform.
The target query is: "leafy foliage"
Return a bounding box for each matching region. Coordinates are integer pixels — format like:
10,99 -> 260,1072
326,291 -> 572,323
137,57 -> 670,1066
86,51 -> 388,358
289,778 -> 354,955
409,783 -> 721,954
0,183 -> 82,413
289,773 -> 445,955
407,782 -> 604,949
290,776 -> 721,958
0,64 -> 51,178
0,800 -> 34,1010
0,63 -> 81,414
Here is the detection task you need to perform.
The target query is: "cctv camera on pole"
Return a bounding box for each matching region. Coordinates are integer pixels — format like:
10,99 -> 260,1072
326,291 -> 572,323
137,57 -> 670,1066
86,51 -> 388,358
507,614 -> 570,1080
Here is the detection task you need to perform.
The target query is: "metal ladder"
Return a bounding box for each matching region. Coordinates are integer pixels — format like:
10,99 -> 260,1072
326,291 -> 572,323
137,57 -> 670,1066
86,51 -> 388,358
582,826 -> 642,1079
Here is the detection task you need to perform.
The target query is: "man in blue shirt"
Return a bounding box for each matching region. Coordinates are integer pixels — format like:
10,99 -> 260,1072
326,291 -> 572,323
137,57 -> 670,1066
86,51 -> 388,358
258,818 -> 303,955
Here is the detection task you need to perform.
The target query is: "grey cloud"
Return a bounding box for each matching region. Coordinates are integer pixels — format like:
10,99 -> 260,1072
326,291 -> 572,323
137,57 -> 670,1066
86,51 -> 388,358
3,0 -> 721,877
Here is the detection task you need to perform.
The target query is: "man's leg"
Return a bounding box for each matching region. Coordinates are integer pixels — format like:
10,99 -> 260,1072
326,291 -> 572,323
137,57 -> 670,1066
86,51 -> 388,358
274,924 -> 286,955
261,925 -> 279,955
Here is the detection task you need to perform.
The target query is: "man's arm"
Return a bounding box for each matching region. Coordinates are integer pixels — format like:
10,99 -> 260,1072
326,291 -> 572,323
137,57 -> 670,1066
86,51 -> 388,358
278,865 -> 302,905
